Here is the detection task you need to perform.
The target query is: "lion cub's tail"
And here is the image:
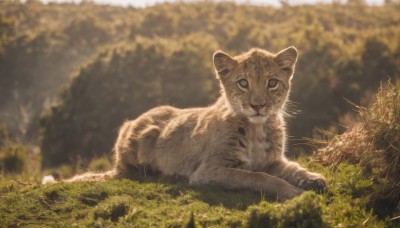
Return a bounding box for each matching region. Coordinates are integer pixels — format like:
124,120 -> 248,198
42,170 -> 117,185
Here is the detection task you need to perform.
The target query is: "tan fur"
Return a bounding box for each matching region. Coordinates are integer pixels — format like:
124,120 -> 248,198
58,47 -> 326,201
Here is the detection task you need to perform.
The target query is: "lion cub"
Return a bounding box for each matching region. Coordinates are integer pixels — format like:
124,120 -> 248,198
63,47 -> 326,201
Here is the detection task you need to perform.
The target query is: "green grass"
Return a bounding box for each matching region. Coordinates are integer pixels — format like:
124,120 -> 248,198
0,160 -> 394,227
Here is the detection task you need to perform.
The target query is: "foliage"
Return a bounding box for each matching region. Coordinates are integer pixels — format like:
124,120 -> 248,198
0,124 -> 10,148
40,36 -> 218,167
88,156 -> 113,172
0,144 -> 28,174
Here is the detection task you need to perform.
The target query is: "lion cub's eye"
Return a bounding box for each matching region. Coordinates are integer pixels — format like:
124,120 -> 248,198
237,79 -> 249,89
268,79 -> 279,89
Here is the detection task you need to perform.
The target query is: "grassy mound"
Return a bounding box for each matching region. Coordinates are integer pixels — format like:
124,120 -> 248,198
0,159 -> 393,227
316,81 -> 400,218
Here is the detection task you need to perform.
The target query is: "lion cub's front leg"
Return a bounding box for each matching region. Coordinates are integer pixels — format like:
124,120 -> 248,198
190,166 -> 304,202
266,159 -> 326,194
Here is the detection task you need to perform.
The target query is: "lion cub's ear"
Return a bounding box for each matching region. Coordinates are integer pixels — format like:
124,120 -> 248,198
213,51 -> 237,79
275,46 -> 298,73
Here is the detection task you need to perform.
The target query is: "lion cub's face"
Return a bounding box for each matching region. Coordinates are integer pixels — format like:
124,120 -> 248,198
213,47 -> 298,123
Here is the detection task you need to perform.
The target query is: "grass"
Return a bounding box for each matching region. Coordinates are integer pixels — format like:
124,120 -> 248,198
0,160 -> 394,227
316,81 -> 400,219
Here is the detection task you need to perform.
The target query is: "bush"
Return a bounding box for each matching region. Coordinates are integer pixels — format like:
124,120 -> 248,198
0,124 -> 10,148
88,157 -> 113,172
0,144 -> 28,174
40,35 -> 219,167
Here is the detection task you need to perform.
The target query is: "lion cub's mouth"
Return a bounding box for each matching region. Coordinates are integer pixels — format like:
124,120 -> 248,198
248,114 -> 269,123
251,112 -> 268,117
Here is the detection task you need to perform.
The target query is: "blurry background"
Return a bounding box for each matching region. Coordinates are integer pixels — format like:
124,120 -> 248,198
40,0 -> 387,8
0,0 -> 399,174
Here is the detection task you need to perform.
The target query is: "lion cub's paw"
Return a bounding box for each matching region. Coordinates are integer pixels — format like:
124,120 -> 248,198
276,185 -> 305,202
298,174 -> 326,194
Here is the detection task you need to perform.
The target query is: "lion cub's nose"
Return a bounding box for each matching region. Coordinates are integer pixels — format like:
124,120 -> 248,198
250,104 -> 265,113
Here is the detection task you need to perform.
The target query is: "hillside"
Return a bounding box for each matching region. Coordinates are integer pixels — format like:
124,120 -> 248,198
0,166 -> 389,227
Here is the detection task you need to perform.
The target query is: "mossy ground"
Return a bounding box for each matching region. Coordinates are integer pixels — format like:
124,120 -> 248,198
0,159 -> 395,227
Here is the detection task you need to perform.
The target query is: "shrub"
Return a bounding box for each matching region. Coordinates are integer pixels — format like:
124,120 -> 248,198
0,144 -> 28,174
0,124 -> 10,148
40,35 -> 219,167
88,157 -> 113,172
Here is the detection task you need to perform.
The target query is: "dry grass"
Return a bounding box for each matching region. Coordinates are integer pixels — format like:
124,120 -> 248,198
315,80 -> 400,218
